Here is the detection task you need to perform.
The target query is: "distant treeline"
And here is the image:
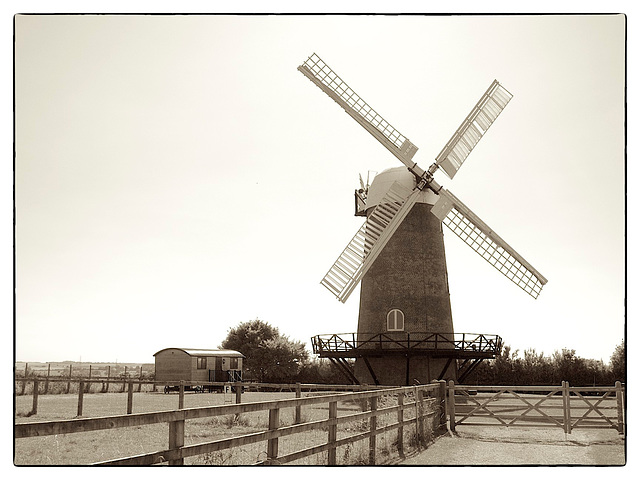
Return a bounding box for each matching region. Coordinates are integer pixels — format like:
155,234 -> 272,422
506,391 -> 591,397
462,343 -> 626,386
16,340 -> 625,388
288,342 -> 626,387
293,343 -> 627,387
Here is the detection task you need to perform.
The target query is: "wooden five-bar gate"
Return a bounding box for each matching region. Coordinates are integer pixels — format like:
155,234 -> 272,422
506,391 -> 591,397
446,381 -> 625,435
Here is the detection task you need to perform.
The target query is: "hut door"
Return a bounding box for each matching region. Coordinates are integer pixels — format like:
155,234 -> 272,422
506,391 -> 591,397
215,357 -> 223,370
208,358 -> 225,382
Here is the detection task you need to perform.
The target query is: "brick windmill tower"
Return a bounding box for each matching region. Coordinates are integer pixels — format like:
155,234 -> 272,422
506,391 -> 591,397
299,54 -> 547,386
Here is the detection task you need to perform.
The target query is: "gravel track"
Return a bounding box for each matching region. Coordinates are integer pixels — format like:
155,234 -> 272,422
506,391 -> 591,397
398,425 -> 626,466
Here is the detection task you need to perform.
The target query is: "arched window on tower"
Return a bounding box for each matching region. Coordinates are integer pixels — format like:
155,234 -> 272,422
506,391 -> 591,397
387,309 -> 405,331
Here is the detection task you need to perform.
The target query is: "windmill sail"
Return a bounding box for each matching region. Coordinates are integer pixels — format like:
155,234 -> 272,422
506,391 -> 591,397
435,80 -> 513,179
431,189 -> 547,298
298,54 -> 423,176
322,182 -> 420,303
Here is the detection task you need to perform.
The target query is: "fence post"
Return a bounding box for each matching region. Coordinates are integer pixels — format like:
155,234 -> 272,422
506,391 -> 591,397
561,381 -> 567,433
30,379 -> 38,416
77,381 -> 84,417
267,407 -> 280,465
106,365 -> 111,392
235,381 -> 242,404
66,364 -> 72,394
416,388 -> 425,446
447,380 -> 456,432
169,417 -> 185,466
566,381 -> 572,434
295,383 -> 302,424
178,381 -> 185,409
413,386 -> 420,439
127,381 -> 134,414
562,381 -> 572,434
360,385 -> 368,412
369,395 -> 377,465
615,381 -> 625,435
138,366 -> 143,392
44,364 -> 50,394
397,392 -> 405,458
436,380 -> 446,430
328,400 -> 338,465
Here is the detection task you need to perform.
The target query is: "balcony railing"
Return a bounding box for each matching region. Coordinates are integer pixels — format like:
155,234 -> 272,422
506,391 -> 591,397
311,332 -> 502,357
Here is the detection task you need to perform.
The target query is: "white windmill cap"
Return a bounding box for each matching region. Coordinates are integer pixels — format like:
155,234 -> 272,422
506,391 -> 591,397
366,166 -> 439,212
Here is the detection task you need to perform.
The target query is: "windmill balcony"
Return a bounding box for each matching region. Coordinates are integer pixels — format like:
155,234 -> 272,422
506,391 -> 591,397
311,332 -> 502,359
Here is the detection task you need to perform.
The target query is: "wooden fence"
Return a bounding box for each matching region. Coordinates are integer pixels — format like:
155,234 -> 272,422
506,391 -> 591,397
15,382 -> 446,465
15,364 -> 150,391
14,377 -> 405,417
447,381 -> 625,435
15,372 -> 152,396
16,379 -> 624,465
17,378 -> 241,416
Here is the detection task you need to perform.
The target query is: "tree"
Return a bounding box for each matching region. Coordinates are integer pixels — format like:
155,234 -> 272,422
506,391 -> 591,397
463,344 -> 623,386
521,348 -> 548,385
610,341 -> 625,382
492,345 -> 519,385
298,357 -> 351,385
259,335 -> 308,383
220,319 -> 309,383
551,348 -> 576,383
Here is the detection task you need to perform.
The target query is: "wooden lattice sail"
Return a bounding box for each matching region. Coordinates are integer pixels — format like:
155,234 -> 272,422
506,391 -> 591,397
300,53 -> 546,300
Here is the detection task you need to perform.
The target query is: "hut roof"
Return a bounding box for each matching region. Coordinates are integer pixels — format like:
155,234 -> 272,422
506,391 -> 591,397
154,348 -> 245,358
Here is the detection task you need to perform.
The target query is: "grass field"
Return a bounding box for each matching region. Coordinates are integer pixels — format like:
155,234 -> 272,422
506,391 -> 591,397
15,390 -> 429,465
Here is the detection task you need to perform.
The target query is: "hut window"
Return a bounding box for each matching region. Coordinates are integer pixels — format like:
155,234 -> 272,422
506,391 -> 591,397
196,357 -> 207,369
387,309 -> 405,331
229,357 -> 239,370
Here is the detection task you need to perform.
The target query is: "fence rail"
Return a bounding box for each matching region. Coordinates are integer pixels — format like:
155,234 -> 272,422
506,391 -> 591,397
15,382 -> 445,466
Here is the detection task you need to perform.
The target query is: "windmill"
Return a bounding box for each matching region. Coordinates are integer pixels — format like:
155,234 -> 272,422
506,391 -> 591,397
299,54 -> 547,385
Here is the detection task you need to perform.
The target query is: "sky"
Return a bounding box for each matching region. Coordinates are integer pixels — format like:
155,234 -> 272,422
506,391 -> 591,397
12,11 -> 629,366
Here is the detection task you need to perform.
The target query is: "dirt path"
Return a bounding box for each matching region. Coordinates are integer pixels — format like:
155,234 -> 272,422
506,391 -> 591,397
398,426 -> 625,466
